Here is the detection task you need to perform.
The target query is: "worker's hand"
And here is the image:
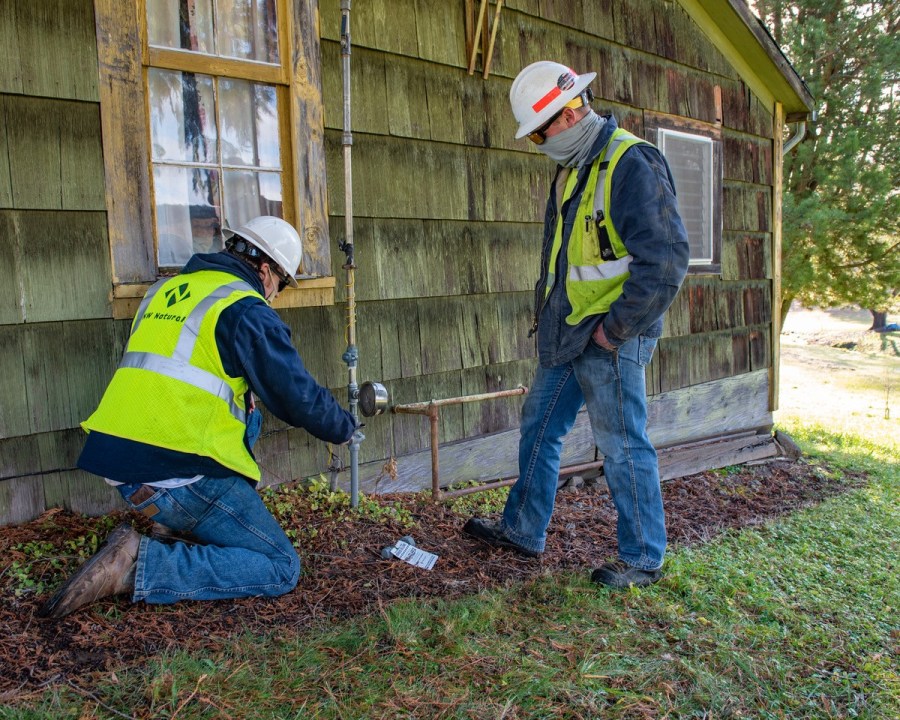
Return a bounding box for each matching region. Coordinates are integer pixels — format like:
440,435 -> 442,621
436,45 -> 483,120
591,323 -> 616,351
346,429 -> 365,446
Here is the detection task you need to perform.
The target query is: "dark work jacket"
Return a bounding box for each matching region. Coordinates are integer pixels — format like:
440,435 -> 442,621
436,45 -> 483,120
78,252 -> 356,483
534,115 -> 690,367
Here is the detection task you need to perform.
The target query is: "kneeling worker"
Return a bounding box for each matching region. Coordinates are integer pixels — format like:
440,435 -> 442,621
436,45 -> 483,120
39,216 -> 356,619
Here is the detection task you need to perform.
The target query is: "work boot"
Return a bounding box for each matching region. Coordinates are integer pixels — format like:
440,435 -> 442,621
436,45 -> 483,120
590,559 -> 662,589
37,522 -> 141,619
462,518 -> 541,558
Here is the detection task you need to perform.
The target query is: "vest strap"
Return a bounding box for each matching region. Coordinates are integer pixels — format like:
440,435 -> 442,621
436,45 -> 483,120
174,280 -> 255,360
593,134 -> 631,231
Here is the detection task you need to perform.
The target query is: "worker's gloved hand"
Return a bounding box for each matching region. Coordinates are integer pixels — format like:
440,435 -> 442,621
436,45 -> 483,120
347,428 -> 365,446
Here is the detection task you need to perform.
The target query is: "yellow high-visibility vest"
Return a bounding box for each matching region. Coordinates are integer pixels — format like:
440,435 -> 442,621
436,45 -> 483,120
544,128 -> 649,325
83,270 -> 265,480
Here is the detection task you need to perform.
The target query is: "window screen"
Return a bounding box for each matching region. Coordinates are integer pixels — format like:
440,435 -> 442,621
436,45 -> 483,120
658,129 -> 714,264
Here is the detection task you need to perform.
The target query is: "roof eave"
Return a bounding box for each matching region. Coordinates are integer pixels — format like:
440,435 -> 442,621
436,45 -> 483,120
678,0 -> 815,117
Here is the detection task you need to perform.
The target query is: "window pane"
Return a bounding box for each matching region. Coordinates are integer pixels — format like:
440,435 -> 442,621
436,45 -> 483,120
219,79 -> 280,168
661,132 -> 713,263
217,0 -> 279,63
154,166 -> 223,266
147,0 -> 214,54
149,69 -> 217,164
222,170 -> 282,229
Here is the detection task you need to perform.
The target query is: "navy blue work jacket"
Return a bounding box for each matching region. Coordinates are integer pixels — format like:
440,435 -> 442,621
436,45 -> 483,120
534,115 -> 690,367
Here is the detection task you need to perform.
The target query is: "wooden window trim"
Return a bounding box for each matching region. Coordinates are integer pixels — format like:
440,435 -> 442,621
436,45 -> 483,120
643,110 -> 723,276
94,0 -> 333,317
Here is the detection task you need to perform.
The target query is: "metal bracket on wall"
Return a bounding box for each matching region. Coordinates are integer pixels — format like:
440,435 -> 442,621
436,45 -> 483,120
465,0 -> 503,79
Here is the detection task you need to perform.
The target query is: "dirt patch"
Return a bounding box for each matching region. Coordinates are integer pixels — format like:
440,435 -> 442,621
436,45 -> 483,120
782,305 -> 899,357
0,458 -> 865,696
777,306 -> 899,447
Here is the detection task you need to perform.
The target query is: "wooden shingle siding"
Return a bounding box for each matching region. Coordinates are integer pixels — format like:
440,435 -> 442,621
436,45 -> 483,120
0,0 -> 98,101
0,324 -> 29,438
21,319 -> 124,435
312,0 -> 780,492
2,96 -> 105,211
0,211 -> 111,323
0,429 -> 122,520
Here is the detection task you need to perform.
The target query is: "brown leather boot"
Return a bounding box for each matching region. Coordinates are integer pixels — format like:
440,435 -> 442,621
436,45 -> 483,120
37,522 -> 141,619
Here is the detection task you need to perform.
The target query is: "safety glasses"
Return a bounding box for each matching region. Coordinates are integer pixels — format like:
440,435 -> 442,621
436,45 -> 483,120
270,264 -> 292,292
527,91 -> 593,145
527,108 -> 565,145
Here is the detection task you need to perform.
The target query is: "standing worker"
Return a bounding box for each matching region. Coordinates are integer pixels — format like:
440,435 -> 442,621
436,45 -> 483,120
464,62 -> 690,587
39,216 -> 357,619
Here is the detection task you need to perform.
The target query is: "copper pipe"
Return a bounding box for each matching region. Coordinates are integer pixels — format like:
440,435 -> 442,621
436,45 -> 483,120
390,386 -> 529,500
392,386 -> 527,413
439,477 -> 516,500
429,406 -> 440,499
437,459 -> 605,501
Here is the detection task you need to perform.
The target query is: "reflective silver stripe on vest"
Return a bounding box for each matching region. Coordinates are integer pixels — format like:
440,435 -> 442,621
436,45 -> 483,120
569,254 -> 633,282
120,278 -> 256,424
173,280 -> 255,361
119,352 -> 247,424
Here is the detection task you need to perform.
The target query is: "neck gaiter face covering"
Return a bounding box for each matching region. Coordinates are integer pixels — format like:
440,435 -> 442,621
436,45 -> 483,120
538,111 -> 606,167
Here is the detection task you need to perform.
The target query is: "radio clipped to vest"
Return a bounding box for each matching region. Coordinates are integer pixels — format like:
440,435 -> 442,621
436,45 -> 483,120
585,207 -> 617,262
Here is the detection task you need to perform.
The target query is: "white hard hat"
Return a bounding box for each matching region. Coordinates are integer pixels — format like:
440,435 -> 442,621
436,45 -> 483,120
223,216 -> 301,288
509,61 -> 597,139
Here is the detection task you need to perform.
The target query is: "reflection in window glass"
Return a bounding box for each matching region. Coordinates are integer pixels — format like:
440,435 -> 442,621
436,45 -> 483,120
149,69 -> 217,164
153,166 -> 223,267
218,0 -> 279,63
222,170 -> 282,229
219,79 -> 280,168
146,0 -> 284,267
147,0 -> 278,64
147,0 -> 214,54
659,130 -> 713,264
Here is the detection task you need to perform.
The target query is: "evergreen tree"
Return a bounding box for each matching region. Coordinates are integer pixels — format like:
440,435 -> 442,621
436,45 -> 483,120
754,0 -> 899,324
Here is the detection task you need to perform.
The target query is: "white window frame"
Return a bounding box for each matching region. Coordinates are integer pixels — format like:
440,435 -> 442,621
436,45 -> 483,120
644,114 -> 723,275
658,128 -> 716,265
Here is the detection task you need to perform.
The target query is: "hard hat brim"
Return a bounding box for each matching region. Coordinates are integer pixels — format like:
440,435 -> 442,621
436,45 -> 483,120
514,71 -> 597,139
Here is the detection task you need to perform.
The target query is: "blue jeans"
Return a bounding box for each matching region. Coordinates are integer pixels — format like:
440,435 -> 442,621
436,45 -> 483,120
501,335 -> 665,570
116,409 -> 300,603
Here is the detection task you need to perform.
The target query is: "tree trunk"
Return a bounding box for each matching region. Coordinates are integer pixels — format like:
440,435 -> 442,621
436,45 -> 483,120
869,309 -> 887,331
780,292 -> 795,328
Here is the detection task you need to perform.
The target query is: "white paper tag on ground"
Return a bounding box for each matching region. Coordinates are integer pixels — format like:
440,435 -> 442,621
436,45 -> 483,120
391,540 -> 438,570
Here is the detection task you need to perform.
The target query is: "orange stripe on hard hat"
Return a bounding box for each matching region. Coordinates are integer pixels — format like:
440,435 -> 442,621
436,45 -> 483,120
532,86 -> 561,112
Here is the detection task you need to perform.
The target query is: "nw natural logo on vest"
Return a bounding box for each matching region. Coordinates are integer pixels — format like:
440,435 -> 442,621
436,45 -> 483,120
165,283 -> 191,307
142,283 -> 190,323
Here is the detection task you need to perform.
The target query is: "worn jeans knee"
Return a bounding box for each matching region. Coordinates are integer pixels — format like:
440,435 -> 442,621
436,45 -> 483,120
502,363 -> 583,553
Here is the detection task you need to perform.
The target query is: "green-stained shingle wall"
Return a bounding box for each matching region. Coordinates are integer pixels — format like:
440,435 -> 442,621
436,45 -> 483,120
1,0 -> 779,524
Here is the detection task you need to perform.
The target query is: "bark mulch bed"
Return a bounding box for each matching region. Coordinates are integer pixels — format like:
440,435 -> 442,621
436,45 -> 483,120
0,458 -> 865,696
